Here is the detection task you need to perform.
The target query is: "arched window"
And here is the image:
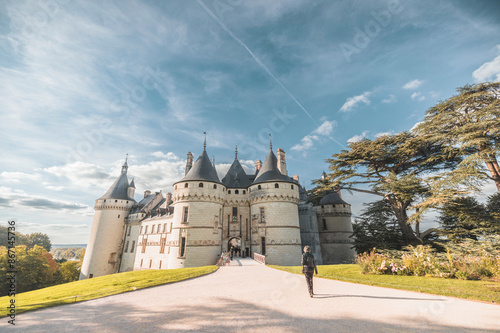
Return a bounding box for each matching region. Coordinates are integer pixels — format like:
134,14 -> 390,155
184,183 -> 188,188
258,185 -> 262,190
243,190 -> 246,194
235,190 -> 239,194
199,183 -> 203,188
213,184 -> 217,189
291,185 -> 294,189
274,183 -> 279,188
228,190 -> 231,194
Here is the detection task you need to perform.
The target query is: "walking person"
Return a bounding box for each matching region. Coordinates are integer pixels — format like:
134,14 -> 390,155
301,245 -> 318,297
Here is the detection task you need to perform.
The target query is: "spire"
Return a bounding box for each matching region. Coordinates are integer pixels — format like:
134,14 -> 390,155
121,154 -> 128,174
203,131 -> 207,151
252,148 -> 293,185
212,156 -> 215,167
235,146 -> 238,160
269,133 -> 272,151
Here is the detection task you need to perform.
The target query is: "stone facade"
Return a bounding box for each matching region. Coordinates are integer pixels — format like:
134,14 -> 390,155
80,144 -> 356,280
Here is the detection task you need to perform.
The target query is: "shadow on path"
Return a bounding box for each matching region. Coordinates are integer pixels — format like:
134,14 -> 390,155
13,295 -> 496,333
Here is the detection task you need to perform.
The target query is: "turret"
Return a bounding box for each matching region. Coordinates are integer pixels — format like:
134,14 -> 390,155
249,144 -> 301,265
170,139 -> 224,268
80,158 -> 136,280
315,191 -> 356,264
128,179 -> 136,199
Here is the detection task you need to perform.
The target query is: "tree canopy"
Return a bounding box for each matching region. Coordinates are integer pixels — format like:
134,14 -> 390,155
416,82 -> 500,192
317,131 -> 459,243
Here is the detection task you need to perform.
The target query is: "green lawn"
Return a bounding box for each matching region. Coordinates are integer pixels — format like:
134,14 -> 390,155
1,266 -> 217,317
270,264 -> 500,304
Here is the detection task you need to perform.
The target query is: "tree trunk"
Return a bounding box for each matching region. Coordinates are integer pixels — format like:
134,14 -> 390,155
390,202 -> 419,244
484,157 -> 500,192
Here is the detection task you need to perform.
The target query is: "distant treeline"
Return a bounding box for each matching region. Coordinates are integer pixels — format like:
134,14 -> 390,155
50,247 -> 85,260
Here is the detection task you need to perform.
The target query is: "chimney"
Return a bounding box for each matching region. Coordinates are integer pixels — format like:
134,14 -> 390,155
254,160 -> 262,174
166,192 -> 172,205
293,175 -> 299,182
277,148 -> 287,176
144,190 -> 151,198
185,152 -> 194,175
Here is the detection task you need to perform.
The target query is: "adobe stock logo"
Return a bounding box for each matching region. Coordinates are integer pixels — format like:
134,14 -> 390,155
339,0 -> 403,63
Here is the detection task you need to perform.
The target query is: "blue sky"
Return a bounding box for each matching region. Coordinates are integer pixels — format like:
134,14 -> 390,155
1,0 -> 499,244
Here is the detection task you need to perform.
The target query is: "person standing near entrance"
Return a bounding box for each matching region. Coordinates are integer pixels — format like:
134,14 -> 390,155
301,245 -> 318,297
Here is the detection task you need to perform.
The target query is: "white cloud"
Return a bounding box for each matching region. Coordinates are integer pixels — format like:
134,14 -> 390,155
0,172 -> 42,183
402,79 -> 423,90
339,92 -> 371,113
291,119 -> 337,154
151,151 -> 180,160
347,131 -> 369,143
374,131 -> 394,138
381,94 -> 397,104
43,162 -> 111,190
411,92 -> 426,102
0,186 -> 92,213
473,45 -> 500,82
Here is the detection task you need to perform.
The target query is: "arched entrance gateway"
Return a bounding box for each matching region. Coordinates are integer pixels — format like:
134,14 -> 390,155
228,237 -> 242,257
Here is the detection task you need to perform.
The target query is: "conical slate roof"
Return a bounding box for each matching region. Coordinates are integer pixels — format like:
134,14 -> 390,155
222,158 -> 251,188
252,149 -> 294,184
178,149 -> 221,184
319,192 -> 348,205
99,171 -> 135,201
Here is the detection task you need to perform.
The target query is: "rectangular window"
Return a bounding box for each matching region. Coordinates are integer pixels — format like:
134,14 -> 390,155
140,259 -> 143,267
149,259 -> 152,268
160,237 -> 166,254
180,237 -> 186,257
108,252 -> 117,263
183,207 -> 189,223
232,207 -> 237,222
152,225 -> 155,233
139,226 -> 143,234
124,240 -> 129,253
144,226 -> 148,234
169,223 -> 172,232
159,260 -> 162,269
163,223 -> 167,233
130,241 -> 135,253
260,208 -> 265,223
323,219 -> 327,230
127,226 -> 131,236
261,237 -> 266,255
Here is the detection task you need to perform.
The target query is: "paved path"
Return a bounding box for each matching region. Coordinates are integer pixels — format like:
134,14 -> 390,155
4,258 -> 500,332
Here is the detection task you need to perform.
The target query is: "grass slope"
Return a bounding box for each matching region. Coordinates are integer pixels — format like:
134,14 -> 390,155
1,266 -> 217,317
270,264 -> 500,304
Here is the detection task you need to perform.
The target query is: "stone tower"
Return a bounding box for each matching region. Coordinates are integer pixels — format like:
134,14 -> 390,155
221,147 -> 252,254
80,159 -> 136,279
315,191 -> 356,264
249,146 -> 302,265
169,143 -> 224,268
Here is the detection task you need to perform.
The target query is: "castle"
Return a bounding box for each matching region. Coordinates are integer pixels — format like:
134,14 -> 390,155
80,141 -> 356,279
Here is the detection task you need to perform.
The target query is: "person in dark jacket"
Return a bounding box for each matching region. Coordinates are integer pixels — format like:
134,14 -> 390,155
301,245 -> 318,297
